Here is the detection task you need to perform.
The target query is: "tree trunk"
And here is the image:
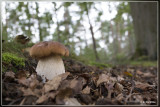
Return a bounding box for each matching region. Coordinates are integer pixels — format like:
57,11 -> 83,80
130,2 -> 157,60
86,4 -> 100,61
64,7 -> 70,43
26,3 -> 32,38
53,3 -> 61,42
35,2 -> 43,41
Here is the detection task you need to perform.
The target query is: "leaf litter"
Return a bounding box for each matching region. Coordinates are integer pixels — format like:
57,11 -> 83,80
2,58 -> 158,105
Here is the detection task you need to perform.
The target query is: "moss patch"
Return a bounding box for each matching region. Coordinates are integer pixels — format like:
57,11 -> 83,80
89,61 -> 112,69
2,41 -> 34,58
2,52 -> 25,72
129,61 -> 157,67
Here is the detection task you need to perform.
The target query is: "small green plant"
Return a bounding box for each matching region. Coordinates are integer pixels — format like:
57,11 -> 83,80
136,55 -> 149,61
2,52 -> 25,67
89,61 -> 112,69
129,61 -> 157,67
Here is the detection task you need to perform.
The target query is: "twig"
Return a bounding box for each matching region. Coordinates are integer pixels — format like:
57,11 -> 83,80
20,97 -> 26,105
124,73 -> 135,104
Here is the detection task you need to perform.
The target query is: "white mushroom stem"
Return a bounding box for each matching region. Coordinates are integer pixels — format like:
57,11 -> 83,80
36,55 -> 65,81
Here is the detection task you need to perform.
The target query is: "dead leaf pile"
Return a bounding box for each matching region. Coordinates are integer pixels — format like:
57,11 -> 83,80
2,58 -> 158,105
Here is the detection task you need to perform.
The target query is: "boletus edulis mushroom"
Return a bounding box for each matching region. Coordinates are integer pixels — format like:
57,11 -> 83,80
29,41 -> 69,81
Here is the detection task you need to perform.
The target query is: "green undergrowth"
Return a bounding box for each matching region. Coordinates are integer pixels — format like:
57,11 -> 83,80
70,53 -> 112,69
2,41 -> 34,72
2,41 -> 34,57
88,61 -> 112,69
70,53 -> 157,68
129,61 -> 157,67
2,52 -> 25,72
2,52 -> 25,67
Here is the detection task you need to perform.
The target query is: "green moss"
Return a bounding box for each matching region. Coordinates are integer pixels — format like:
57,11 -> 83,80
89,61 -> 112,69
129,61 -> 157,67
136,55 -> 149,61
2,41 -> 34,58
2,52 -> 25,67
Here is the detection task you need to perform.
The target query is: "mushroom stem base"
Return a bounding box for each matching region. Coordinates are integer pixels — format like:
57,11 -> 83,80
36,55 -> 65,80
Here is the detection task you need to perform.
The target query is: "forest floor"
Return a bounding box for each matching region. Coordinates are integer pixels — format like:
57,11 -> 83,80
2,42 -> 158,105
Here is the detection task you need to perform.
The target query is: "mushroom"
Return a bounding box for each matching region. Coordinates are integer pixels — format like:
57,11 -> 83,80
29,41 -> 69,81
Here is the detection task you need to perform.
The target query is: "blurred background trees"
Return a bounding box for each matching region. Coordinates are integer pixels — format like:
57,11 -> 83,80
2,2 -> 157,64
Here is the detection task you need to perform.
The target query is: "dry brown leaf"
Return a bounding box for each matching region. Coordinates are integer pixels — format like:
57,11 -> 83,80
36,91 -> 57,104
44,76 -> 61,93
70,77 -> 84,94
109,77 -> 117,82
81,86 -> 90,94
135,81 -> 152,90
48,92 -> 57,99
124,71 -> 133,77
56,88 -> 73,105
18,77 -> 30,86
127,68 -> 134,72
142,72 -> 155,78
33,88 -> 42,97
136,70 -> 143,75
132,94 -> 143,104
44,72 -> 70,93
36,94 -> 48,104
97,74 -> 109,86
117,76 -> 124,82
59,72 -> 70,80
16,70 -> 30,79
65,98 -> 81,105
59,80 -> 71,90
114,82 -> 124,93
116,93 -> 124,101
29,79 -> 39,90
5,71 -> 15,78
20,87 -> 39,97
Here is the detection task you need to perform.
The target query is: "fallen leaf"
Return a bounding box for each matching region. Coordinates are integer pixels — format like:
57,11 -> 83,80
116,93 -> 124,102
142,72 -> 155,78
44,76 -> 61,93
136,70 -> 143,75
44,72 -> 70,93
20,87 -> 39,97
18,77 -> 30,86
29,79 -> 39,90
16,70 -> 30,79
135,81 -> 153,91
36,94 -> 48,104
124,71 -> 133,77
97,74 -> 109,86
65,98 -> 81,105
81,86 -> 90,94
59,79 -> 71,90
132,94 -> 143,104
59,72 -> 70,80
56,88 -> 73,105
114,82 -> 124,94
5,71 -> 15,78
48,92 -> 57,99
109,77 -> 117,82
70,77 -> 85,94
117,76 -> 124,82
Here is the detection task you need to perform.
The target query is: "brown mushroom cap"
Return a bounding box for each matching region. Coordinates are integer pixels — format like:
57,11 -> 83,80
29,41 -> 69,59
